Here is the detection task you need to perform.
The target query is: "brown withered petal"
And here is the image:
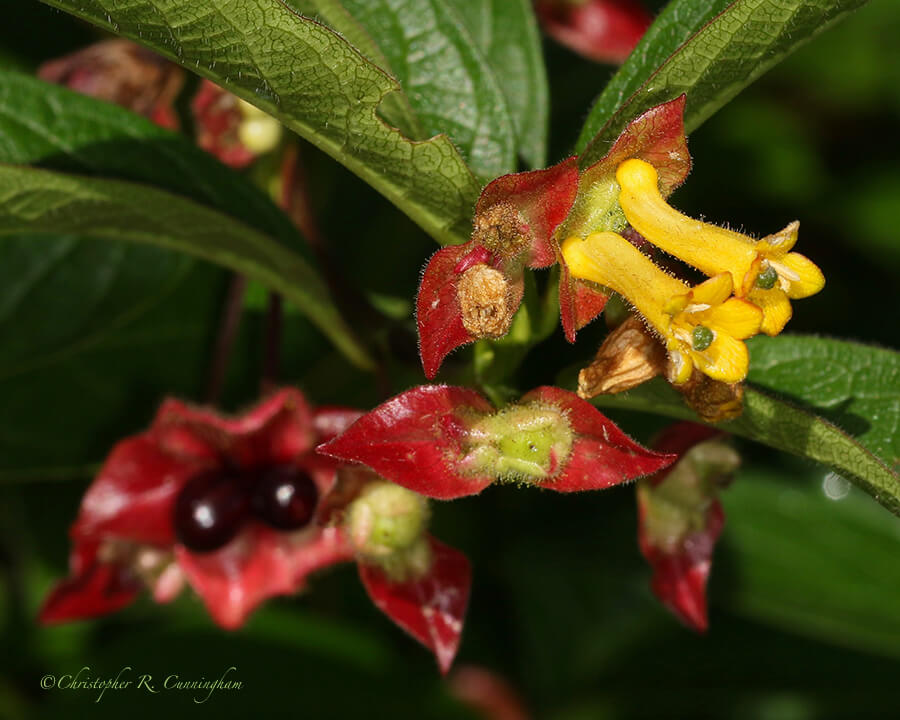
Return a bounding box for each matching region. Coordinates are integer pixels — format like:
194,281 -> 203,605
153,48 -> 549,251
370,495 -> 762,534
578,315 -> 666,398
38,40 -> 184,129
673,369 -> 745,423
457,264 -> 516,338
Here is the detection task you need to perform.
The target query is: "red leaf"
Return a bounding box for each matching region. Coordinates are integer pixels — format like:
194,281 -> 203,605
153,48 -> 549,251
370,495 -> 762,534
536,0 -> 652,64
319,386 -> 495,500
39,542 -> 140,624
638,499 -> 724,632
358,536 -> 471,674
416,242 -> 482,379
475,157 -> 580,268
521,387 -> 675,491
175,526 -> 354,629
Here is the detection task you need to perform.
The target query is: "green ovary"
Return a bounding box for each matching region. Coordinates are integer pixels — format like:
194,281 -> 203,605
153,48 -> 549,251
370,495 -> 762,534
464,404 -> 573,482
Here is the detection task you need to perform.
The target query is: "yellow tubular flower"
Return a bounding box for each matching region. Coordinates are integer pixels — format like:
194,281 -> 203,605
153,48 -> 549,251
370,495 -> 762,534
615,158 -> 825,335
561,232 -> 762,385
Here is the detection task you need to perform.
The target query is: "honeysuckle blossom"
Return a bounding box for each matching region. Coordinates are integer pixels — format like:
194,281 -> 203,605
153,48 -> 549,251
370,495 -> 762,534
40,389 -> 470,673
319,385 -> 674,500
562,232 -> 763,384
637,423 -> 740,631
616,158 -> 825,335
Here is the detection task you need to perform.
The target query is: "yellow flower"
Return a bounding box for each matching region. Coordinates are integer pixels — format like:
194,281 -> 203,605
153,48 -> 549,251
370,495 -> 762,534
615,158 -> 825,335
561,232 -> 762,385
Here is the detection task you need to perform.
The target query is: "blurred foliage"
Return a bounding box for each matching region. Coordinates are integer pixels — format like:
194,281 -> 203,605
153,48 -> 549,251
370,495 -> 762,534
0,0 -> 898,718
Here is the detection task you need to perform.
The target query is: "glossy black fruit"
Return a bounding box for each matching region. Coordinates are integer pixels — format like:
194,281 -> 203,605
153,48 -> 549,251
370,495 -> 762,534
173,470 -> 251,552
250,466 -> 319,531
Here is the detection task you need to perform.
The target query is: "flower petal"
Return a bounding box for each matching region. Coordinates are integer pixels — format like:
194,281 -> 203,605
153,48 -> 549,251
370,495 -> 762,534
358,536 -> 471,674
520,387 -> 675,491
779,252 -> 825,299
319,386 -> 495,500
691,332 -> 750,385
39,542 -> 139,624
690,273 -> 733,307
175,525 -> 353,629
748,287 -> 793,336
475,157 -> 579,268
705,298 -> 762,340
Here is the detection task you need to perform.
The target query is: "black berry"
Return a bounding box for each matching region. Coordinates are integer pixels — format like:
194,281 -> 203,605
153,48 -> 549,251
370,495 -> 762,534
173,470 -> 250,552
250,466 -> 319,531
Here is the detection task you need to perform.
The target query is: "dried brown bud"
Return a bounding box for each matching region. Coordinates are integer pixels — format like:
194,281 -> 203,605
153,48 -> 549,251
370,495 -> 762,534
674,369 -> 745,423
457,264 -> 515,338
577,315 -> 666,398
471,202 -> 528,258
38,40 -> 184,129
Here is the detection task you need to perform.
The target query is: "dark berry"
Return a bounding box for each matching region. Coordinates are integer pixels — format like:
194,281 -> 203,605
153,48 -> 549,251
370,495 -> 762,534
250,466 -> 319,531
173,470 -> 250,552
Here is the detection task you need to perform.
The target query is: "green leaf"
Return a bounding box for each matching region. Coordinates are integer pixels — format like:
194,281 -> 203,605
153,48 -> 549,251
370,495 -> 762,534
284,0 -> 423,138
576,0 -> 870,168
444,0 -> 549,168
338,0 -> 516,180
579,335 -> 900,516
724,467 -> 900,658
746,334 -> 898,464
0,260 -> 220,477
40,0 -> 480,245
0,165 -> 373,369
0,70 -> 307,258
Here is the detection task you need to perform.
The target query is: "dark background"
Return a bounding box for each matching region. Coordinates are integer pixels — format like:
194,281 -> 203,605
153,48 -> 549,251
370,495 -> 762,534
0,1 -> 898,718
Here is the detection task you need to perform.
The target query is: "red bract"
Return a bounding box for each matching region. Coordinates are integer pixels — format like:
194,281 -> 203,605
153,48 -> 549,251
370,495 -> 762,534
636,422 -> 738,632
39,390 -> 472,671
359,536 -> 470,674
558,95 -> 692,341
536,0 -> 652,65
38,40 -> 184,129
417,157 -> 579,378
192,80 -> 256,168
319,385 -> 675,500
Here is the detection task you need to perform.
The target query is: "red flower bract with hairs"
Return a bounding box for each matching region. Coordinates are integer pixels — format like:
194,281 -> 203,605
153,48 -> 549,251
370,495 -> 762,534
39,389 -> 472,672
319,385 -> 675,500
637,422 -> 737,632
417,158 -> 579,378
536,0 -> 652,65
